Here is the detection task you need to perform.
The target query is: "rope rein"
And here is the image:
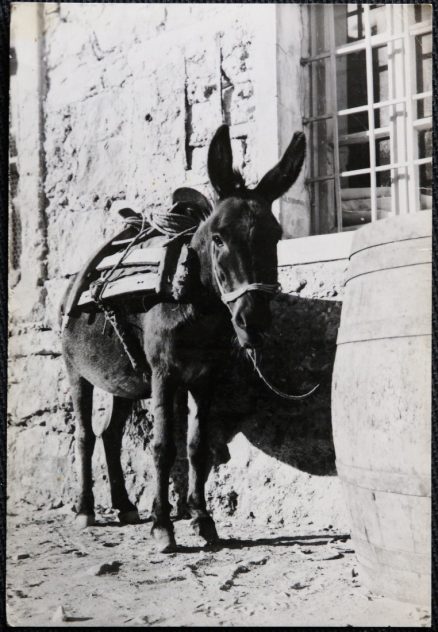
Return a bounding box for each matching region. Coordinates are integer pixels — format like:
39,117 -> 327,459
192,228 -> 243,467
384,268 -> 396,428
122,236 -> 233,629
210,243 -> 319,401
247,349 -> 319,401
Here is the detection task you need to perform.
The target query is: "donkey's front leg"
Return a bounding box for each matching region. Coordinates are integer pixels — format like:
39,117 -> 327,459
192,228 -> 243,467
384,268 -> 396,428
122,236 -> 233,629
150,372 -> 177,552
187,387 -> 219,544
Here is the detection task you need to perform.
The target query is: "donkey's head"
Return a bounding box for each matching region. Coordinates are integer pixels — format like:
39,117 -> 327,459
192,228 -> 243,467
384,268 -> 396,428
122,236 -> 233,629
195,124 -> 306,349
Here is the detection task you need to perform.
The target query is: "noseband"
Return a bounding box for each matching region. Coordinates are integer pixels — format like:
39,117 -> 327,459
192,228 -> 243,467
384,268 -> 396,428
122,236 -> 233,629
210,242 -> 281,305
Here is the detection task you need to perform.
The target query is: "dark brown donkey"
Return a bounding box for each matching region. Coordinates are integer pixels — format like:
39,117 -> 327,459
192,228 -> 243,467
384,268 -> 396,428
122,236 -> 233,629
61,125 -> 306,552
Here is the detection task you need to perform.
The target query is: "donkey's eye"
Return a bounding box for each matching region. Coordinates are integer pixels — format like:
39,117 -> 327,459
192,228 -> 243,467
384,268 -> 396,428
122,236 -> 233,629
212,234 -> 224,247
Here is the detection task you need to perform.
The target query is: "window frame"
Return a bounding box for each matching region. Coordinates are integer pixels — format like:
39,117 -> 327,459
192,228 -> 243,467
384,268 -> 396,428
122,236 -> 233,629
302,4 -> 432,235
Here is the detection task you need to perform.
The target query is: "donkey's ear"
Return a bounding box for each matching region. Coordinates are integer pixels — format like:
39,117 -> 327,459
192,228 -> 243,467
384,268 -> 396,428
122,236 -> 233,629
207,125 -> 240,198
254,131 -> 306,203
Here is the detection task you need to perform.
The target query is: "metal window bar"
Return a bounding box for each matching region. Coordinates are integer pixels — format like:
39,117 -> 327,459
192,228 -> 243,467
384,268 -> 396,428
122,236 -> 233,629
408,21 -> 433,36
309,6 -> 320,234
403,4 -> 418,214
340,156 -> 432,179
328,5 -> 342,232
302,30 -> 404,63
304,91 -> 432,124
386,3 -> 397,217
414,117 -> 433,131
363,5 -> 377,223
339,127 -> 390,145
393,5 -> 409,214
301,20 -> 431,66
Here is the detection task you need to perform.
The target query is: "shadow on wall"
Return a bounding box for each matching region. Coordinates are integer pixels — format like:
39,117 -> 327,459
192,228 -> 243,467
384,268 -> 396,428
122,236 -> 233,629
210,293 -> 341,476
127,293 -> 342,511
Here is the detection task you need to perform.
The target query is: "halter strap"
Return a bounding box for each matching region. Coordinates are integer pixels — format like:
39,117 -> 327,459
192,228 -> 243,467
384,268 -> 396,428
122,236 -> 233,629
210,242 -> 281,304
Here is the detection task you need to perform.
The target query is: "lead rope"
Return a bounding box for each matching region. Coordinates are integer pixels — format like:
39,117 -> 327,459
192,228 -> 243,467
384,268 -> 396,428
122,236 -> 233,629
211,243 -> 319,401
247,348 -> 319,401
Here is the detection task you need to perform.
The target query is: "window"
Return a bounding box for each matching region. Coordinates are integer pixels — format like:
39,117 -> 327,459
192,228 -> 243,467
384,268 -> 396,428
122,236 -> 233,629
303,4 -> 432,234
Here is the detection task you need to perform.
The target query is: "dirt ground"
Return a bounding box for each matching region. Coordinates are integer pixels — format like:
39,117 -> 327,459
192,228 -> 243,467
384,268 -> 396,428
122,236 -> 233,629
6,507 -> 431,628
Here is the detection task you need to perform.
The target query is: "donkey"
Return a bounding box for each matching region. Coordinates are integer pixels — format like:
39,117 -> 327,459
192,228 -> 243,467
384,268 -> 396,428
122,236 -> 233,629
61,125 -> 306,552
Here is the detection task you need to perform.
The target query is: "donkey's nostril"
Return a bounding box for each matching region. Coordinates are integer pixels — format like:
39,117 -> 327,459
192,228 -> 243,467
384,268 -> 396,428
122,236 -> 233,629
234,311 -> 247,329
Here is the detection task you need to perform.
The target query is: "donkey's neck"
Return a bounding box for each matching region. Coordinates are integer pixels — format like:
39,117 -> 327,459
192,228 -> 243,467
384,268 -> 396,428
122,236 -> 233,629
190,219 -> 221,304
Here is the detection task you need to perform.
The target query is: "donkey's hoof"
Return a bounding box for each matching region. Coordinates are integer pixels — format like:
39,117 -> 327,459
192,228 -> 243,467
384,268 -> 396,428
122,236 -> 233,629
75,513 -> 95,529
118,509 -> 140,525
151,526 -> 177,553
191,516 -> 219,544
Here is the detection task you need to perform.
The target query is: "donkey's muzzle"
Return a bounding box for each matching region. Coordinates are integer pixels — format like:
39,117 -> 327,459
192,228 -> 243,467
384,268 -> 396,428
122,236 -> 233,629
231,292 -> 272,349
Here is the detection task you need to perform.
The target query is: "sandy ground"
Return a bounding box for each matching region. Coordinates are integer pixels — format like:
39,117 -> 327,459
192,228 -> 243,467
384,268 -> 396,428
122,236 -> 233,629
6,507 -> 431,628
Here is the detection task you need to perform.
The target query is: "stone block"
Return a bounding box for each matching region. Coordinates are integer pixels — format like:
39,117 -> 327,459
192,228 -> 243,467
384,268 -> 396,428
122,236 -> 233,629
46,208 -> 107,278
90,5 -> 163,52
221,37 -> 253,85
58,3 -> 105,26
45,60 -> 103,112
186,46 -> 218,106
279,260 -> 348,300
43,277 -> 71,331
9,329 -> 62,359
8,355 -> 65,421
190,101 -> 221,146
7,424 -> 76,509
190,146 -> 209,181
45,20 -> 92,71
229,89 -> 256,126
9,278 -> 46,327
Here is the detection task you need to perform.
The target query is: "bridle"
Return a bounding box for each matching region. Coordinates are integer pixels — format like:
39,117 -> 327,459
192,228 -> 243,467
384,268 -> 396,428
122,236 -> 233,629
210,242 -> 319,401
210,242 -> 281,305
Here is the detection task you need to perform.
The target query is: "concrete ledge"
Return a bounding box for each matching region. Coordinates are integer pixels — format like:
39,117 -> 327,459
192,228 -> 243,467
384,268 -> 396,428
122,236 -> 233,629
278,232 -> 353,267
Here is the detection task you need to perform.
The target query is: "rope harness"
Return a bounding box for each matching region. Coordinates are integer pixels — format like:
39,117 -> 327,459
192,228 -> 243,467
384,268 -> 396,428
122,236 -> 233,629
211,243 -> 319,401
90,285 -> 150,378
88,206 -> 209,374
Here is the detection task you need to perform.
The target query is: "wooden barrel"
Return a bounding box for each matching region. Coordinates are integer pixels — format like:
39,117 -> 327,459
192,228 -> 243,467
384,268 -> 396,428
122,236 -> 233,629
332,211 -> 431,605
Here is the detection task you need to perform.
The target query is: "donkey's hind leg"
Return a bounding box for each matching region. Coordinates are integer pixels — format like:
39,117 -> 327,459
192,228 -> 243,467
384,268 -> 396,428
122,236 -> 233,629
67,367 -> 96,528
102,396 -> 139,524
187,387 -> 219,544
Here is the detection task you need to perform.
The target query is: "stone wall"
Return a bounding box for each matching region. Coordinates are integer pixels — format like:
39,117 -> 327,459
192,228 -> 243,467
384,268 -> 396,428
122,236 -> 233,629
8,3 -> 350,532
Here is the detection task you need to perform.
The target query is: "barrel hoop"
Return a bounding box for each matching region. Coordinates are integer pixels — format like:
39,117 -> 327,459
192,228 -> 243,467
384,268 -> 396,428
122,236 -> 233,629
336,461 -> 431,496
352,536 -> 431,573
336,331 -> 431,345
336,317 -> 431,344
350,233 -> 432,260
344,260 -> 431,287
